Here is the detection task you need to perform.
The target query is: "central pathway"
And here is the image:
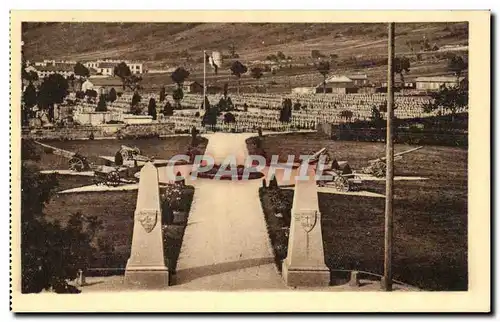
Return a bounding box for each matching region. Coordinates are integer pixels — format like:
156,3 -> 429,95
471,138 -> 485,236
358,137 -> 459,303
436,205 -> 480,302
172,133 -> 286,290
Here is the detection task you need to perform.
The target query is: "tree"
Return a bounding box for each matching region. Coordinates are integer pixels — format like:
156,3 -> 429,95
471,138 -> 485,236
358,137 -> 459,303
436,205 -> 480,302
22,83 -> 37,124
171,67 -> 190,87
148,98 -> 157,120
279,98 -> 292,123
203,96 -> 211,112
23,83 -> 37,109
202,104 -> 218,131
25,71 -> 39,84
226,97 -> 234,111
172,87 -> 184,109
311,50 -> 325,59
230,61 -> 248,95
316,61 -> 330,94
393,56 -> 410,87
277,51 -> 286,61
74,62 -> 90,81
37,73 -> 69,121
114,62 -> 132,89
269,174 -> 279,189
224,112 -> 236,123
21,155 -> 102,293
96,94 -> 107,112
108,88 -> 117,102
75,91 -> 85,100
159,87 -> 166,102
131,92 -> 142,114
339,110 -> 354,122
223,83 -> 229,98
447,55 -> 467,82
67,74 -> 76,90
229,44 -> 237,58
423,81 -> 468,121
163,101 -> 174,116
250,67 -> 264,91
85,89 -> 98,103
217,97 -> 228,112
126,74 -> 143,91
266,54 -> 278,62
370,106 -> 383,128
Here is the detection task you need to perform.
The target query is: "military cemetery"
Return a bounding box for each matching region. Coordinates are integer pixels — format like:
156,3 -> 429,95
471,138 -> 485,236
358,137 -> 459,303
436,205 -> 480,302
18,21 -> 470,296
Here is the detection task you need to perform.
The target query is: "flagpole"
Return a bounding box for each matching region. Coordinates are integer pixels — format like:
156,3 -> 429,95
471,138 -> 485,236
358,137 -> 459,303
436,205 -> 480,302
203,50 -> 206,113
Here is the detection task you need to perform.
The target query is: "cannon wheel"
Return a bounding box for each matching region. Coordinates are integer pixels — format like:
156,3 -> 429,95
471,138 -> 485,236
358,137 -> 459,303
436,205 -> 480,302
334,176 -> 350,192
93,173 -> 104,186
120,149 -> 131,161
371,161 -> 387,178
69,157 -> 85,172
105,171 -> 121,187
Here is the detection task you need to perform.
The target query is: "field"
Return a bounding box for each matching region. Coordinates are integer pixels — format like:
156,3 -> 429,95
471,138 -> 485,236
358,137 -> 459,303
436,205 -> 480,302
27,136 -> 207,271
254,132 -> 468,291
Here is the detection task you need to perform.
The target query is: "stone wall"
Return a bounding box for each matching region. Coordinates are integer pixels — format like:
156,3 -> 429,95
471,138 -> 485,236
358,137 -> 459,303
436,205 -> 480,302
22,122 -> 175,141
73,111 -> 113,126
116,123 -> 176,139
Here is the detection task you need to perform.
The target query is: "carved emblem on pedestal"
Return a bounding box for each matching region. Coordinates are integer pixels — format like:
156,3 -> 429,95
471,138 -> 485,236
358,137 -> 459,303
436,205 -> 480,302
294,210 -> 318,233
137,210 -> 158,233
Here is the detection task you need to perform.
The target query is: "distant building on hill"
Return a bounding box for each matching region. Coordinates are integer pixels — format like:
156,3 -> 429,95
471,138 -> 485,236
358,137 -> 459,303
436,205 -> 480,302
316,75 -> 358,94
33,59 -> 76,67
415,76 -> 465,91
380,81 -> 416,89
83,60 -> 143,75
182,81 -> 203,94
346,74 -> 369,86
35,64 -> 74,79
292,87 -> 316,95
84,77 -> 124,95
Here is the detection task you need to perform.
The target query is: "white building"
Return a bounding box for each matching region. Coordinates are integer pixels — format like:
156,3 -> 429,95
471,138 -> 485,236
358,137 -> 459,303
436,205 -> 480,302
83,60 -> 143,75
35,64 -> 75,79
415,76 -> 465,91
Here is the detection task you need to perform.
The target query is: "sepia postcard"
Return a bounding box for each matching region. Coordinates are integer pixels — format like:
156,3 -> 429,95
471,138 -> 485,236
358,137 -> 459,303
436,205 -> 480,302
10,10 -> 490,312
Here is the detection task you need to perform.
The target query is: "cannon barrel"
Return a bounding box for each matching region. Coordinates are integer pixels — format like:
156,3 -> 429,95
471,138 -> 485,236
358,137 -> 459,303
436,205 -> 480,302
368,146 -> 423,164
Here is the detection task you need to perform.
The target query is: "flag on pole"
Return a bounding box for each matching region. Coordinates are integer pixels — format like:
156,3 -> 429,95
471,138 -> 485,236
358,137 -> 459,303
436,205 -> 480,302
205,51 -> 221,75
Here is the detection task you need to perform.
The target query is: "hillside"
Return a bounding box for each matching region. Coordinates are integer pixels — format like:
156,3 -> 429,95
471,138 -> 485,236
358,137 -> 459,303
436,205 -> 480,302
22,22 -> 468,92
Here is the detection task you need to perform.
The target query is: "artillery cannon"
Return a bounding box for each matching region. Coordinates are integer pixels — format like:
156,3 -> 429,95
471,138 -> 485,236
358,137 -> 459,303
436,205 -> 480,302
92,166 -> 122,187
119,145 -> 142,161
361,146 -> 423,178
313,145 -> 423,192
34,141 -> 93,172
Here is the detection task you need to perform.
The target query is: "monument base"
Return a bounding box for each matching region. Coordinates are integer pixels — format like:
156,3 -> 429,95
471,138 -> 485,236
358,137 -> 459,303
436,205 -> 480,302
282,262 -> 330,287
124,267 -> 169,289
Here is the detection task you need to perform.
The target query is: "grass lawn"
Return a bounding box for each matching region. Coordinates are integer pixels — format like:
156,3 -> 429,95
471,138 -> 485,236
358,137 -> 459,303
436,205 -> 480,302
255,132 -> 467,291
30,136 -> 207,171
24,136 -> 206,273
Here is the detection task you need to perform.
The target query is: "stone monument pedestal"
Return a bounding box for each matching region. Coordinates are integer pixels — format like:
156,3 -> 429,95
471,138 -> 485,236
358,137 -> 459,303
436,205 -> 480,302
282,165 -> 330,287
124,163 -> 169,288
124,267 -> 169,288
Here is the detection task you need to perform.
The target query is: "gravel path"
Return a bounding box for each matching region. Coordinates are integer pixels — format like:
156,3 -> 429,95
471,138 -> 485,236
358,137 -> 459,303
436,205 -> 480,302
173,133 -> 286,290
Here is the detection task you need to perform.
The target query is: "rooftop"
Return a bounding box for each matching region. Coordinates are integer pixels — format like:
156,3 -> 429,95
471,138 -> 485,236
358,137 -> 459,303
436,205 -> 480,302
36,65 -> 74,72
347,74 -> 368,80
98,62 -> 118,69
325,75 -> 354,83
183,81 -> 202,86
415,76 -> 465,82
